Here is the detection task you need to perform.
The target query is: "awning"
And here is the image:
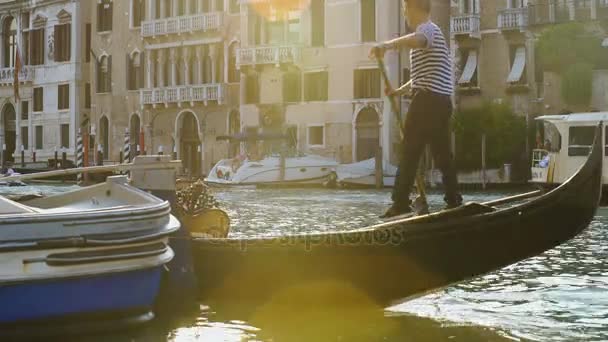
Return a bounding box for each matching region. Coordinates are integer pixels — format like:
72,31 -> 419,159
507,47 -> 526,83
458,50 -> 478,85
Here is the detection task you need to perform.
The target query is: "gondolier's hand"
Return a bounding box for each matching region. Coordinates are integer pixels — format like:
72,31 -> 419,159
369,44 -> 387,60
384,86 -> 398,97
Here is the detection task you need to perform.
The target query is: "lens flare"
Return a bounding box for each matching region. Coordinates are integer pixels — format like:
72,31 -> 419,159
250,0 -> 311,20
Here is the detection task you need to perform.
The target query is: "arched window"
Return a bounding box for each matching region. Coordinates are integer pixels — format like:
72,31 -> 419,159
97,55 -> 112,93
99,116 -> 109,158
203,55 -> 212,83
228,42 -> 240,83
127,51 -> 143,90
2,17 -> 16,68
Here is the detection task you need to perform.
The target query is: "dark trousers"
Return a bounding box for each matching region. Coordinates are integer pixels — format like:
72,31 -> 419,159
392,90 -> 460,206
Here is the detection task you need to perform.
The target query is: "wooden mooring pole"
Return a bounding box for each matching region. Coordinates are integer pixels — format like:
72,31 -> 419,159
481,133 -> 487,190
375,146 -> 383,189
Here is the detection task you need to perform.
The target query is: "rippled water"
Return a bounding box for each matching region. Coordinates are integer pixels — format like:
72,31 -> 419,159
7,185 -> 608,341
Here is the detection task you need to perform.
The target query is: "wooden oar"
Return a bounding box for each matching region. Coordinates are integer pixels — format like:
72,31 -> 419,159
377,56 -> 429,214
1,161 -> 182,183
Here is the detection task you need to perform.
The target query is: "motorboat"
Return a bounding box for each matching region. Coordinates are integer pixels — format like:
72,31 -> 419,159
206,154 -> 338,187
335,158 -> 398,188
532,112 -> 608,202
191,125 -> 602,309
0,175 -> 179,328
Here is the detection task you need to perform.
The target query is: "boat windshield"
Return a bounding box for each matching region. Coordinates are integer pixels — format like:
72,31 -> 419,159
569,126 -> 595,156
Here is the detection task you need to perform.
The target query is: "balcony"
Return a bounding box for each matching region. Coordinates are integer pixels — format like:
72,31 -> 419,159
141,12 -> 223,38
237,46 -> 301,67
140,84 -> 225,106
450,15 -> 480,38
0,66 -> 34,85
498,8 -> 528,31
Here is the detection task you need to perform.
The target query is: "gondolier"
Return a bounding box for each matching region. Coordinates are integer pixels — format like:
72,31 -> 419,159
371,0 -> 462,218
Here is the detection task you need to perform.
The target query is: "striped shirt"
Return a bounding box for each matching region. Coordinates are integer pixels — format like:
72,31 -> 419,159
410,21 -> 453,96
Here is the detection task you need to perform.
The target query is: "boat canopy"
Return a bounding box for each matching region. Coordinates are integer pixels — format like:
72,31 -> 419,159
536,112 -> 608,124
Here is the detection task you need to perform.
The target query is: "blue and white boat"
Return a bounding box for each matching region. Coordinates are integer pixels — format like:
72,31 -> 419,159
0,175 -> 179,327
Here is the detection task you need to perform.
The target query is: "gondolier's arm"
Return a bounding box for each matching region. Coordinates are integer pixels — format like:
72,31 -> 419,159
369,32 -> 428,60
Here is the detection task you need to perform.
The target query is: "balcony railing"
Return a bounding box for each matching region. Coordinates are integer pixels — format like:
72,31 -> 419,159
450,14 -> 480,37
140,84 -> 225,105
0,66 -> 34,84
237,46 -> 301,67
498,8 -> 528,30
141,12 -> 223,37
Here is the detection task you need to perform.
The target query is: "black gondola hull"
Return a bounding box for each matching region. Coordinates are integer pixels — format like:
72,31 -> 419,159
192,126 -> 602,309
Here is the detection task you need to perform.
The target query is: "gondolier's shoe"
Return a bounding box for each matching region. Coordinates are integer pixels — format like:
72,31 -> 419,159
380,203 -> 413,218
444,194 -> 463,210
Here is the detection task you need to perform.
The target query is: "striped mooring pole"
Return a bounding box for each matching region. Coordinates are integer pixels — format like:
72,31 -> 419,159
123,128 -> 130,163
76,129 -> 84,184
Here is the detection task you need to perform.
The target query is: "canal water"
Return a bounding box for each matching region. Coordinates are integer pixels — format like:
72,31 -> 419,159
7,186 -> 608,341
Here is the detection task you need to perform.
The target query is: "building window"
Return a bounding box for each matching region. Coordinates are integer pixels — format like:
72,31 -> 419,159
568,126 -> 594,156
304,71 -> 328,101
30,27 -> 45,65
311,0 -> 325,47
60,124 -> 70,149
85,23 -> 91,62
457,49 -> 479,88
228,43 -> 240,83
229,0 -> 239,14
245,73 -> 259,104
21,101 -> 28,120
54,23 -> 71,62
354,69 -> 380,99
58,84 -> 70,110
33,87 -> 43,112
216,0 -> 224,12
21,127 -> 28,150
308,125 -> 324,146
463,0 -> 480,14
97,0 -> 113,32
22,12 -> 30,65
283,71 -> 301,103
85,83 -> 91,108
127,52 -> 143,90
35,126 -> 43,149
361,0 -> 376,42
97,55 -> 112,93
132,0 -> 145,28
508,45 -> 527,85
3,16 -> 17,68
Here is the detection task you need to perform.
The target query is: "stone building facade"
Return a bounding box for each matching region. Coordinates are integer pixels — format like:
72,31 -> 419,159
450,0 -> 608,116
89,0 -> 240,175
236,0 -> 450,165
0,0 -> 90,163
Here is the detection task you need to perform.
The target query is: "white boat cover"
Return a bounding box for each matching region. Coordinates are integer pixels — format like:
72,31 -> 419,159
336,158 -> 398,182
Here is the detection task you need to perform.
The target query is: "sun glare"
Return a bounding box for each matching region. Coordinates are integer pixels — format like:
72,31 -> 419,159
250,0 -> 311,20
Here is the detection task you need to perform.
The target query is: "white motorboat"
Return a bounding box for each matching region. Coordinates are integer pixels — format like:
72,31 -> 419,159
336,158 -> 398,188
206,154 -> 338,187
0,175 -> 179,327
532,112 -> 608,185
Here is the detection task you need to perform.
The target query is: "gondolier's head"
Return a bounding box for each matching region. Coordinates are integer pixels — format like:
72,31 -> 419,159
403,0 -> 431,20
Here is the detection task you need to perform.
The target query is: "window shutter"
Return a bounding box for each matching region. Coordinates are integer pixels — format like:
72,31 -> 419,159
126,54 -> 132,90
321,72 -> 328,101
139,53 -> 145,89
96,59 -> 101,92
66,23 -> 71,61
107,56 -> 112,92
54,25 -> 59,61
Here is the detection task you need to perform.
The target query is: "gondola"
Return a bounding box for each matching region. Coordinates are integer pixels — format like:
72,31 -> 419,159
191,125 -> 602,309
